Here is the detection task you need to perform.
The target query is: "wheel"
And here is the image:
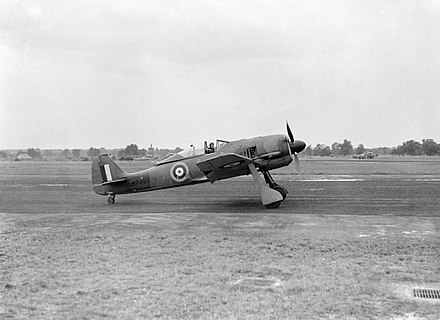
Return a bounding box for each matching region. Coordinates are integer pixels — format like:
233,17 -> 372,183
265,201 -> 281,209
272,185 -> 287,200
107,195 -> 115,204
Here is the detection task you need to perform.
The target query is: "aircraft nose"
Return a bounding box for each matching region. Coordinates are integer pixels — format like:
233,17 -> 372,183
290,140 -> 306,154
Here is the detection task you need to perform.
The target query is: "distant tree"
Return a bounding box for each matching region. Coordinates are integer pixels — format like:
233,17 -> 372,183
72,149 -> 81,158
155,148 -> 170,158
340,139 -> 353,156
331,142 -> 341,156
27,148 -> 42,159
355,144 -> 365,155
118,149 -> 126,159
304,145 -> 313,157
372,147 -> 391,156
174,147 -> 183,153
392,140 -> 423,156
0,150 -> 8,159
390,146 -> 402,156
139,148 -> 147,157
402,140 -> 422,156
125,144 -> 140,157
43,149 -> 55,158
62,149 -> 71,159
313,144 -> 332,157
87,147 -> 100,158
422,139 -> 440,156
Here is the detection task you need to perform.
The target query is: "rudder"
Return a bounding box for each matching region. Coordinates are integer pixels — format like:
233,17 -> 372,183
92,154 -> 127,187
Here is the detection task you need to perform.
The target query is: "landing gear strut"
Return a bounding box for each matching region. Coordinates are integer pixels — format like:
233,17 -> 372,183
262,171 -> 288,200
107,193 -> 116,204
248,163 -> 288,208
260,170 -> 288,208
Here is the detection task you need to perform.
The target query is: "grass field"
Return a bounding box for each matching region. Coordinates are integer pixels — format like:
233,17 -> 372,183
1,158 -> 440,319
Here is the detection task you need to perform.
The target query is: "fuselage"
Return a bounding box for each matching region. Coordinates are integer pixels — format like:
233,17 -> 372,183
93,134 -> 293,196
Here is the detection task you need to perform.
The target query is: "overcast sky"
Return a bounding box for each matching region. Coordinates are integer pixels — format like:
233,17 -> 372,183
1,0 -> 439,149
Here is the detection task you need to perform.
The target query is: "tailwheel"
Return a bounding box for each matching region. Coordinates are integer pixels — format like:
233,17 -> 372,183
107,194 -> 116,204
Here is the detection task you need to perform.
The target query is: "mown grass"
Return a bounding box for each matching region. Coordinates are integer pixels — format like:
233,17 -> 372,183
275,156 -> 440,176
2,212 -> 439,319
2,156 -> 440,178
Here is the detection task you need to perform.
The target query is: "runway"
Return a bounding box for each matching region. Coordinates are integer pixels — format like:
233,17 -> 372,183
1,168 -> 440,216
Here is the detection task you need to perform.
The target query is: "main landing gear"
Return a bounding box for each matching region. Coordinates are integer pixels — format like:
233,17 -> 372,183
107,193 -> 116,204
261,170 -> 288,208
262,171 -> 288,199
248,163 -> 288,209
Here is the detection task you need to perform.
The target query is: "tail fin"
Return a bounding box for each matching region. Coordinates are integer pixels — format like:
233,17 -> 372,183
92,154 -> 128,186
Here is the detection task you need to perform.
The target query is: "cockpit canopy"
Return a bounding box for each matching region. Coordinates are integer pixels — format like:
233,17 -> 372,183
178,145 -> 206,158
156,139 -> 229,165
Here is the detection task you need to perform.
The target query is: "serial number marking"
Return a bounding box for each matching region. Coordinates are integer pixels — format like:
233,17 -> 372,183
128,176 -> 150,188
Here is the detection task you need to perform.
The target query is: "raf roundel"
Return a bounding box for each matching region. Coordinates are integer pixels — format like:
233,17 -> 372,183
170,162 -> 189,182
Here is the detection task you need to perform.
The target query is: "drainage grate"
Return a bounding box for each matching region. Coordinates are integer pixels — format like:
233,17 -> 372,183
234,278 -> 278,288
413,288 -> 440,299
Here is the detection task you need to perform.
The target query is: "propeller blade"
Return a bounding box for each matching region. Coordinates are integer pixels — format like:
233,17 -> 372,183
286,121 -> 294,142
294,153 -> 300,174
285,121 -> 304,174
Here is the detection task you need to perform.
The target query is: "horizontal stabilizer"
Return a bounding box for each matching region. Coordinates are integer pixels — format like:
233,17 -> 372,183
196,153 -> 252,183
100,177 -> 128,186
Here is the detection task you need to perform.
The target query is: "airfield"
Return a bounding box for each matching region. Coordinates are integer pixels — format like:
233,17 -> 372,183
1,158 -> 439,319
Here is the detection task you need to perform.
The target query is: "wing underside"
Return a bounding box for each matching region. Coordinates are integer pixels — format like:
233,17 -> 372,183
196,153 -> 253,183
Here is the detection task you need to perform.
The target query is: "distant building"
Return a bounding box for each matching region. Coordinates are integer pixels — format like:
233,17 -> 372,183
148,144 -> 155,156
15,153 -> 32,161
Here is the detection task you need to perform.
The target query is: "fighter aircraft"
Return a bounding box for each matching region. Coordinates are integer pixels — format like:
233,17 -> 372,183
92,123 -> 306,208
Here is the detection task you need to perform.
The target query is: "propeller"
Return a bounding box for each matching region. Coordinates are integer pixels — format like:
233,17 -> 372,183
286,120 -> 294,142
294,153 -> 300,173
286,121 -> 306,174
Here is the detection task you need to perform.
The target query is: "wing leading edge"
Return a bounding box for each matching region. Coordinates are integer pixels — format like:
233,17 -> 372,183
196,153 -> 253,183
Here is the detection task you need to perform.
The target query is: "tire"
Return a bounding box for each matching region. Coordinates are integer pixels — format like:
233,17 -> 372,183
273,186 -> 287,200
265,201 -> 281,209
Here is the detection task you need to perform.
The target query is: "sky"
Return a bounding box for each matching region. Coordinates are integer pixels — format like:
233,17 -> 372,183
1,0 -> 439,149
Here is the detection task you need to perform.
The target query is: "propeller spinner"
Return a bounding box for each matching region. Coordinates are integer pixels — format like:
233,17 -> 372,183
286,121 -> 306,173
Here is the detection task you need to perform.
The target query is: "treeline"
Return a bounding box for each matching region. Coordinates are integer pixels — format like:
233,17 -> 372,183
0,144 -> 184,161
390,139 -> 440,156
0,148 -> 86,161
2,138 -> 440,161
88,144 -> 183,160
304,138 -> 440,157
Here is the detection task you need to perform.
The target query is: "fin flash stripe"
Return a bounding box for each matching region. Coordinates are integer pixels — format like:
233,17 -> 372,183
100,164 -> 113,183
104,164 -> 113,182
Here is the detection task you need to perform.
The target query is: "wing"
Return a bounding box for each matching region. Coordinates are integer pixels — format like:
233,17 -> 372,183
196,153 -> 253,183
